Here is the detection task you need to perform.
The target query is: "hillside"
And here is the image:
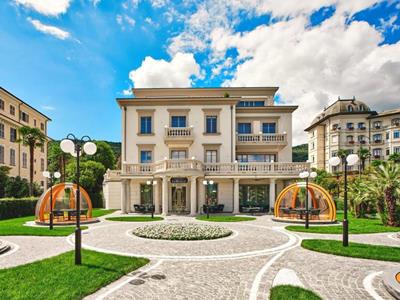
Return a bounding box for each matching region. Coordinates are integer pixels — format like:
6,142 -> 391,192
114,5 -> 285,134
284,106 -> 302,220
292,144 -> 308,162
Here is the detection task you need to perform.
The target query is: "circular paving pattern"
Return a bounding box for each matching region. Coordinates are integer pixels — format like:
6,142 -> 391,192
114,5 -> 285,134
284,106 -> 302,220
132,223 -> 232,241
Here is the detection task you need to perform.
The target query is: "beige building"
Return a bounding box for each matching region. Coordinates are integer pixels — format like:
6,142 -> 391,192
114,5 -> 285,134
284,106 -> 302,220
306,98 -> 400,172
0,87 -> 51,189
103,87 -> 309,215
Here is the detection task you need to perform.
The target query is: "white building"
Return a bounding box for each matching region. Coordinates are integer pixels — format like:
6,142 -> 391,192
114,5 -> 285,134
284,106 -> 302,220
103,87 -> 308,215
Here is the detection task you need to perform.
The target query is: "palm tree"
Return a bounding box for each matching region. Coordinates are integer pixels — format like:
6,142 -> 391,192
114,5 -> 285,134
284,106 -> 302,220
370,161 -> 400,227
358,147 -> 371,173
17,126 -> 46,196
389,153 -> 400,163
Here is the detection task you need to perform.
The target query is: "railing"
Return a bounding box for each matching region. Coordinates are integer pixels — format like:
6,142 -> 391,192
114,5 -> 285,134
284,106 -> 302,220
236,133 -> 287,145
164,127 -> 193,138
117,160 -> 309,176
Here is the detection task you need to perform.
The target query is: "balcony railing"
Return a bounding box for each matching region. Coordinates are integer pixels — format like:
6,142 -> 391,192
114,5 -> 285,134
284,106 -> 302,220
165,127 -> 193,138
236,133 -> 287,145
119,160 -> 309,176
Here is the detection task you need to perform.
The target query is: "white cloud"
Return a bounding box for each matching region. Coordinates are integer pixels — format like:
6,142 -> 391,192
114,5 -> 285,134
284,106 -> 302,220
14,0 -> 71,16
116,14 -> 136,30
27,18 -> 70,40
150,0 -> 168,8
92,0 -> 101,7
379,15 -> 399,33
41,105 -> 55,111
128,52 -> 200,88
122,88 -> 133,95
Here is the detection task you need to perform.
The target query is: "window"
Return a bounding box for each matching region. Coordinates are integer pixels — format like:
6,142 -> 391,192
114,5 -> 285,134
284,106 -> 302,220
40,158 -> 45,171
357,122 -> 365,129
10,128 -> 17,142
394,147 -> 400,154
171,116 -> 186,128
262,123 -> 276,134
237,154 -> 276,162
10,105 -> 15,115
206,116 -> 217,133
0,123 -> 4,139
0,99 -> 4,110
332,124 -> 339,130
140,116 -> 152,134
205,150 -> 218,163
310,142 -> 314,150
34,119 -> 37,127
373,148 -> 382,157
140,150 -> 152,163
10,149 -> 16,166
239,185 -> 269,210
171,150 -> 187,160
347,105 -> 353,112
346,122 -> 354,130
386,148 -> 390,155
394,130 -> 400,139
346,135 -> 354,142
373,134 -> 382,142
373,121 -> 381,129
386,132 -> 390,140
392,118 -> 400,126
358,135 -> 366,144
205,183 -> 218,205
238,123 -> 251,134
22,153 -> 27,168
40,123 -> 44,131
0,146 -> 4,163
140,184 -> 153,206
20,111 -> 29,123
237,101 -> 264,107
331,135 -> 338,144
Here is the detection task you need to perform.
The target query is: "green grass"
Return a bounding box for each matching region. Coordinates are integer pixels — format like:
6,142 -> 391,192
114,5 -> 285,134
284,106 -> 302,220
106,216 -> 164,222
0,249 -> 149,300
92,209 -> 117,218
270,285 -> 322,300
196,215 -> 256,222
286,212 -> 400,234
302,239 -> 400,262
0,208 -> 115,236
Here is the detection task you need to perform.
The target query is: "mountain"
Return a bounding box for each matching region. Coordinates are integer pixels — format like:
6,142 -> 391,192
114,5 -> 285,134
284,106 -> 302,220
292,144 -> 308,162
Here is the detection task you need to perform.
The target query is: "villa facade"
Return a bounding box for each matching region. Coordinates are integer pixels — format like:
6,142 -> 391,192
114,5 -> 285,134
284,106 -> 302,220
306,98 -> 400,172
103,87 -> 309,215
0,87 -> 50,188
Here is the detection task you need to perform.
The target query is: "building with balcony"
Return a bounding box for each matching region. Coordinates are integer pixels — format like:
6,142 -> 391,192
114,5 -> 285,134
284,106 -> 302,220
103,87 -> 308,215
0,87 -> 51,188
306,97 -> 400,172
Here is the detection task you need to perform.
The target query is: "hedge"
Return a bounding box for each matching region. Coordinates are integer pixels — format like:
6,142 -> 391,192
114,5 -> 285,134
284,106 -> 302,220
0,198 -> 38,220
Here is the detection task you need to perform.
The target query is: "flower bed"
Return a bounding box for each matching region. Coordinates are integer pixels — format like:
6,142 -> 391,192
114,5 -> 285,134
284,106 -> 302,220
132,223 -> 232,240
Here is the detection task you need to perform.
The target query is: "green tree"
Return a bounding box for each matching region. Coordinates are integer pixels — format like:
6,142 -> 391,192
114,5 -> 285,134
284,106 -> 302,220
370,161 -> 400,227
82,141 -> 116,170
348,176 -> 376,217
47,141 -> 70,181
4,176 -> 30,198
358,147 -> 371,173
0,166 -> 11,198
17,126 -> 46,196
389,153 -> 400,163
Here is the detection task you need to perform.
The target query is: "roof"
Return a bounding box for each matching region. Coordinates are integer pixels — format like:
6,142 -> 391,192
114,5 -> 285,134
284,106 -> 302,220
368,108 -> 400,119
305,98 -> 374,131
0,87 -> 52,121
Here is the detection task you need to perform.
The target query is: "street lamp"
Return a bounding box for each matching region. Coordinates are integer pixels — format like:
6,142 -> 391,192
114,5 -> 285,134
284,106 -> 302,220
60,134 -> 97,265
299,171 -> 317,229
146,179 -> 157,218
42,171 -> 61,230
329,153 -> 359,247
202,179 -> 214,219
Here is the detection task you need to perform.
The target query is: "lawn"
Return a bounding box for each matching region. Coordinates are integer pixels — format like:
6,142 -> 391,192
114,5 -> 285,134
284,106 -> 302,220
302,239 -> 400,262
0,208 -> 115,236
270,285 -> 321,300
196,215 -> 256,222
286,212 -> 400,234
106,216 -> 164,222
0,249 -> 149,300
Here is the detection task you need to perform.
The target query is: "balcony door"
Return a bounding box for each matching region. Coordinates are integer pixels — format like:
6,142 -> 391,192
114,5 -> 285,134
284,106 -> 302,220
171,150 -> 187,160
171,116 -> 187,128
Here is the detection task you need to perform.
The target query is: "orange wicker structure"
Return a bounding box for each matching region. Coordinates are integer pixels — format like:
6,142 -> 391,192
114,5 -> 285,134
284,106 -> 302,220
35,183 -> 97,225
273,182 -> 336,223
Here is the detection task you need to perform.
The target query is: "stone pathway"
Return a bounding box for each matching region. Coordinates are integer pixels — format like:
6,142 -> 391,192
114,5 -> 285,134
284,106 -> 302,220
0,213 -> 398,299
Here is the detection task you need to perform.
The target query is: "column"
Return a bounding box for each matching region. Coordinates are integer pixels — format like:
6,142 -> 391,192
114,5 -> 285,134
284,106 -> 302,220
161,176 -> 168,216
121,179 -> 127,214
269,178 -> 276,214
198,179 -> 205,213
190,176 -> 197,215
154,179 -> 161,214
233,178 -> 240,214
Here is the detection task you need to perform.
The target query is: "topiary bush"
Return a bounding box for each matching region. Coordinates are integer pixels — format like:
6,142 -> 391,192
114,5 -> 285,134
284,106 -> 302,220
0,198 -> 38,220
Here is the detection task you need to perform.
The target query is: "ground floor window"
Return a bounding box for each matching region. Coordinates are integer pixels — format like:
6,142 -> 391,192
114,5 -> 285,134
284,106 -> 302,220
140,184 -> 153,206
239,185 -> 269,211
205,183 -> 218,205
236,154 -> 276,162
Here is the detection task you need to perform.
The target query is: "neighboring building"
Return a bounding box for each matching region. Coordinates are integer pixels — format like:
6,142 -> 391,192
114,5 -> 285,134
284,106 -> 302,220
0,87 -> 51,189
306,97 -> 400,172
103,87 -> 309,215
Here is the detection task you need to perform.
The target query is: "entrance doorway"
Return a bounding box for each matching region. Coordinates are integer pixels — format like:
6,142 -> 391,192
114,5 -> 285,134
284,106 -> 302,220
171,184 -> 187,213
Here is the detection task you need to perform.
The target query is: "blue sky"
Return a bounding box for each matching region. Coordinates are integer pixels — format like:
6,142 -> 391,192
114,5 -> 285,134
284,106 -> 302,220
0,0 -> 399,145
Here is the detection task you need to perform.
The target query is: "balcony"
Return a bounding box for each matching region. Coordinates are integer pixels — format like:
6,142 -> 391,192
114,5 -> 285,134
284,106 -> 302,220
119,160 -> 309,177
236,133 -> 287,148
164,126 -> 194,146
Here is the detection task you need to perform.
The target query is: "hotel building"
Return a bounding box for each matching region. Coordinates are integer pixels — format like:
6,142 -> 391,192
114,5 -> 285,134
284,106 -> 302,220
0,87 -> 51,188
103,87 -> 309,215
306,98 -> 400,172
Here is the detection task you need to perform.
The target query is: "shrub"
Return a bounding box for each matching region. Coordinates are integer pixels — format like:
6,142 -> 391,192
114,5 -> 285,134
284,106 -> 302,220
0,198 -> 38,220
4,177 -> 30,198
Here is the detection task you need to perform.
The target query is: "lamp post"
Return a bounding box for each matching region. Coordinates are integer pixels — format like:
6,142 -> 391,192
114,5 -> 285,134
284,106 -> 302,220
329,153 -> 359,247
60,134 -> 97,265
42,171 -> 61,230
146,178 -> 157,218
299,171 -> 317,229
202,179 -> 214,219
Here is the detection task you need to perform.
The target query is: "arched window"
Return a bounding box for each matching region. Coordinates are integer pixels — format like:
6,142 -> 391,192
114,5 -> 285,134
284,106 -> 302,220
348,105 -> 353,112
